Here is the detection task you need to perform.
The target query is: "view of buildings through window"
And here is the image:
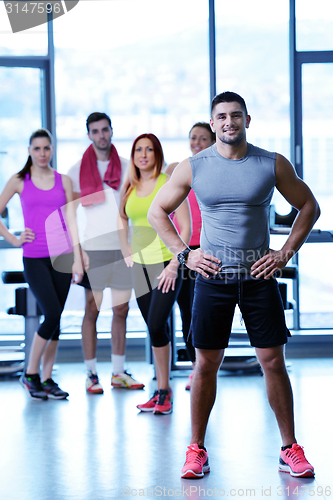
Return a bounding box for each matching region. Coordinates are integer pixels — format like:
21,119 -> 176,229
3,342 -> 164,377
0,0 -> 332,337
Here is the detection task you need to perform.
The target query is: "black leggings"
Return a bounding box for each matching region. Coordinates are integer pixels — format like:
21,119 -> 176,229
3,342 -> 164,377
23,256 -> 72,341
176,265 -> 196,362
133,261 -> 182,348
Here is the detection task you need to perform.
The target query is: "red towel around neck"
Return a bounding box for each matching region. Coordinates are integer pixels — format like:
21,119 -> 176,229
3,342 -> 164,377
79,143 -> 122,206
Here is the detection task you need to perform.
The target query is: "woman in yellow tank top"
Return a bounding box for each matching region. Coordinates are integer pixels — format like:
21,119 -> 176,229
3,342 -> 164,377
118,134 -> 191,414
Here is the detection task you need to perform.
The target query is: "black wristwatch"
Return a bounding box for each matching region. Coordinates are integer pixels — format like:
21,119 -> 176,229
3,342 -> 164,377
177,247 -> 191,265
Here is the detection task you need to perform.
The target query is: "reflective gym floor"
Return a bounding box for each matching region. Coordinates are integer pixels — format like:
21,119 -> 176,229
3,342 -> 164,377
0,358 -> 332,500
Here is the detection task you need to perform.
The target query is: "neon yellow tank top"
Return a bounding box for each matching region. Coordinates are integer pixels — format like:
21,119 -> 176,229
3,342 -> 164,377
125,173 -> 173,265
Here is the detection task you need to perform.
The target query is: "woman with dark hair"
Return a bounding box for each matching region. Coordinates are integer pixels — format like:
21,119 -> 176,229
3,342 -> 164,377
0,129 -> 84,400
118,133 -> 191,414
165,122 -> 216,390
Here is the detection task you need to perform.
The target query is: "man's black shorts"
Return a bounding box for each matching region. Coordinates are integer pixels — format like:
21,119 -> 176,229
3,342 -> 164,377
190,273 -> 291,350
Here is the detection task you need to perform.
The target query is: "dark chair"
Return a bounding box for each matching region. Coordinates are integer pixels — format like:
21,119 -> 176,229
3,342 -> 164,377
1,271 -> 41,373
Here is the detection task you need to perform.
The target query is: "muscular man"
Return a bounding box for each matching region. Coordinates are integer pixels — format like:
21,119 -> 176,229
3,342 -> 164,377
68,112 -> 144,393
148,92 -> 320,479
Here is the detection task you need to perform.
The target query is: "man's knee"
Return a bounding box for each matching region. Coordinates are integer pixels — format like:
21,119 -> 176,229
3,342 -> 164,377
256,346 -> 286,372
112,302 -> 129,321
196,349 -> 224,374
84,292 -> 99,322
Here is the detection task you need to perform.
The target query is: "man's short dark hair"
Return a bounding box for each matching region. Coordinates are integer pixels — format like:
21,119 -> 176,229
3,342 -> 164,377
86,112 -> 112,133
211,92 -> 248,117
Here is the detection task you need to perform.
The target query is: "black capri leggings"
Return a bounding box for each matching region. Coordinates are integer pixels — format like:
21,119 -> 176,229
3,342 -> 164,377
23,255 -> 72,341
176,264 -> 196,363
133,261 -> 182,348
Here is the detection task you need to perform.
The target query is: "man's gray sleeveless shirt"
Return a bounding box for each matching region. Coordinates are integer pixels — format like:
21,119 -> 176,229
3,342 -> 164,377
189,143 -> 276,272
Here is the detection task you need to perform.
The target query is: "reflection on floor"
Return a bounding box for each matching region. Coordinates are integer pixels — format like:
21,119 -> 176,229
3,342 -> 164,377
0,359 -> 332,500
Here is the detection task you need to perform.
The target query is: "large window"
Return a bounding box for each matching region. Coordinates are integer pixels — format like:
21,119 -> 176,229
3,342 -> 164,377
0,10 -> 48,56
0,66 -> 42,337
0,0 -> 332,341
215,0 -> 294,329
52,0 -> 210,335
215,0 -> 291,218
296,0 -> 333,51
298,63 -> 333,328
215,0 -> 290,151
53,0 -> 210,171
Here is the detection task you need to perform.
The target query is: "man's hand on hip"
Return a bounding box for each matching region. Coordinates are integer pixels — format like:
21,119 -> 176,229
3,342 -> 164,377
186,248 -> 221,278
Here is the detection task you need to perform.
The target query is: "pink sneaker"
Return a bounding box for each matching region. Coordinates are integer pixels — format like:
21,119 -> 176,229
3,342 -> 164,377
153,388 -> 173,415
279,444 -> 315,478
185,372 -> 194,391
181,444 -> 210,479
137,390 -> 159,412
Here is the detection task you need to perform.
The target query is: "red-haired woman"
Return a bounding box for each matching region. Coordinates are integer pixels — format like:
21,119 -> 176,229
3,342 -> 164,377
118,134 -> 191,414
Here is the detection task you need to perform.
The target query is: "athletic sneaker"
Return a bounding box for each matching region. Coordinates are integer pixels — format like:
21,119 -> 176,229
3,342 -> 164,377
111,371 -> 145,390
279,444 -> 315,478
19,372 -> 48,401
153,388 -> 173,415
185,372 -> 194,391
181,444 -> 210,479
86,372 -> 104,394
136,390 -> 160,412
42,378 -> 69,400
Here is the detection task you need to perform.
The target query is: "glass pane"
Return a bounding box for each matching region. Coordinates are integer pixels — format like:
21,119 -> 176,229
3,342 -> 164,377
296,0 -> 333,51
0,3 -> 48,56
0,66 -> 42,335
302,64 -> 333,231
0,66 -> 42,230
299,244 -> 333,329
215,0 -> 290,216
53,0 -> 210,172
52,0 -> 210,329
299,63 -> 333,328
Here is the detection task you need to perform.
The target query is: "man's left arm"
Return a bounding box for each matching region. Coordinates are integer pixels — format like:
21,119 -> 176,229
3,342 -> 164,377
62,174 -> 85,283
251,154 -> 320,279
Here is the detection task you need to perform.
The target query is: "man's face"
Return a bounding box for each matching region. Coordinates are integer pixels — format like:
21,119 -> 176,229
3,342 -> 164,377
210,101 -> 250,147
87,119 -> 113,151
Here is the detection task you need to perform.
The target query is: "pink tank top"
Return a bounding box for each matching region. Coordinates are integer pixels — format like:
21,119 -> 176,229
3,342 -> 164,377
173,189 -> 202,247
20,170 -> 73,258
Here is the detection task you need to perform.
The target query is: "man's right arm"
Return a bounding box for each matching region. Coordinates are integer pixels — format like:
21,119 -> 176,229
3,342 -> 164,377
148,158 -> 221,277
67,161 -> 81,209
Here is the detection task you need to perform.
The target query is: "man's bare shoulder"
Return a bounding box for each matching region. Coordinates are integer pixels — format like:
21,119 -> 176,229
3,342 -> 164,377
66,159 -> 82,194
275,153 -> 297,183
67,159 -> 81,178
170,157 -> 192,175
119,156 -> 129,172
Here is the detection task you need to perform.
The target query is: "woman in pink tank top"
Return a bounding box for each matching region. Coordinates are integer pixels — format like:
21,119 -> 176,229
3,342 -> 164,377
0,129 -> 84,400
165,122 -> 216,390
